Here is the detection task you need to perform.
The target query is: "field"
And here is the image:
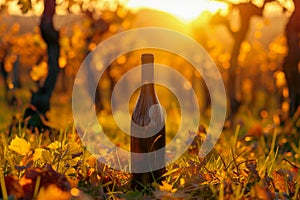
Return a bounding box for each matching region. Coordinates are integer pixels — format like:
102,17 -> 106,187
0,83 -> 299,199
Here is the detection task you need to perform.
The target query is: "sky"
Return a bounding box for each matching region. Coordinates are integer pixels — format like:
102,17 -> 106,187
0,0 -> 293,22
126,0 -> 228,22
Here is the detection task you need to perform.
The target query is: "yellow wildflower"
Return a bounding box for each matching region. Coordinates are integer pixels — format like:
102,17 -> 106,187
33,148 -> 45,161
47,141 -> 62,149
159,181 -> 177,193
9,136 -> 31,155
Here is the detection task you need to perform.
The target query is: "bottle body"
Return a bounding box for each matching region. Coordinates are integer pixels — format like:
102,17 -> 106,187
130,54 -> 166,189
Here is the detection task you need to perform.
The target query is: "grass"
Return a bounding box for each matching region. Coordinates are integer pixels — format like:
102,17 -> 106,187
0,83 -> 299,199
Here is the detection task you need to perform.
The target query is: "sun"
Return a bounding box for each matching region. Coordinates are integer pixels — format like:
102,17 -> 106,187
126,0 -> 228,23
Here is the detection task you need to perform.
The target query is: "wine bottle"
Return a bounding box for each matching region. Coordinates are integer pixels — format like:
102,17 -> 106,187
130,54 -> 166,189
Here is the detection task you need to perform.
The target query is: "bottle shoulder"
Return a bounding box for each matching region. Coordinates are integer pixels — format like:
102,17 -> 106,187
131,84 -> 163,125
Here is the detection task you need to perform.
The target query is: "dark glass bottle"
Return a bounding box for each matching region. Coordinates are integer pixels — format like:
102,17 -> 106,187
130,54 -> 166,189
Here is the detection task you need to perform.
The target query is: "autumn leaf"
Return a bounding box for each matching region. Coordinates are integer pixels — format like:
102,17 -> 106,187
0,175 -> 24,199
272,170 -> 296,196
272,170 -> 287,193
17,0 -> 32,14
36,184 -> 71,200
251,182 -> 273,200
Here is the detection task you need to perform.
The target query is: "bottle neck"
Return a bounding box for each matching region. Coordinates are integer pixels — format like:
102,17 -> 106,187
141,83 -> 155,94
142,62 -> 154,85
141,62 -> 155,95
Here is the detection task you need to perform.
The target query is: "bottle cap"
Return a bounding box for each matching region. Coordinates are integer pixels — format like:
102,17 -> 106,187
141,54 -> 154,64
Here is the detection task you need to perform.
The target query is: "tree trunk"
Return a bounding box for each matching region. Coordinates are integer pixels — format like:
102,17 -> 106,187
23,0 -> 60,131
39,0 -> 60,102
218,1 -> 273,116
29,0 -> 59,114
84,12 -> 109,112
0,51 -> 8,92
282,0 -> 300,117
